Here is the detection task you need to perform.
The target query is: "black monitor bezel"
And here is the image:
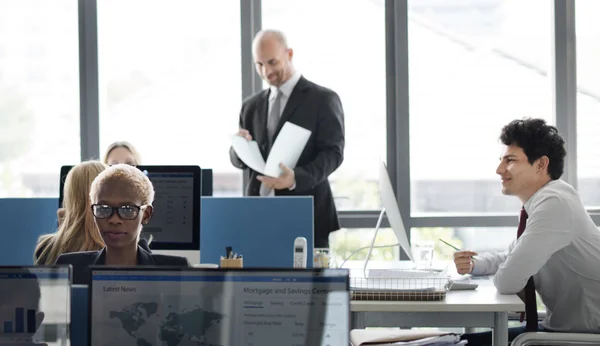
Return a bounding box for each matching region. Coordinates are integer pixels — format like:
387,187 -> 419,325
0,265 -> 73,343
59,165 -> 201,251
86,266 -> 350,346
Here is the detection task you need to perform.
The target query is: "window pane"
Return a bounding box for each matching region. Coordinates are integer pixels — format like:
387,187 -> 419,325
262,0 -> 386,210
409,0 -> 552,215
330,228 -> 398,268
411,227 -> 514,264
97,1 -> 242,196
576,0 -> 600,207
0,1 -> 80,197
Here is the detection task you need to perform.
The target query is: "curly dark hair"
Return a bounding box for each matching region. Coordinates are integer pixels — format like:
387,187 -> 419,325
500,118 -> 566,180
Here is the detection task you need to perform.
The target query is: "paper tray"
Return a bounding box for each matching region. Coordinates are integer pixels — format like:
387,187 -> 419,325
350,276 -> 447,301
351,289 -> 446,301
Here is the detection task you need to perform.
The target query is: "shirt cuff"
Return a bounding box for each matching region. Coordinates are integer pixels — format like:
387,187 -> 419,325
289,182 -> 296,191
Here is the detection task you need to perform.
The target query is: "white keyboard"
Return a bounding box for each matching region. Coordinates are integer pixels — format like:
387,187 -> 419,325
447,278 -> 479,291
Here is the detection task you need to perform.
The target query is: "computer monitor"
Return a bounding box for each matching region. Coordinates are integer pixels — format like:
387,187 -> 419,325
59,165 -> 212,204
89,267 -> 349,346
59,165 -> 202,250
378,161 -> 413,262
0,266 -> 71,345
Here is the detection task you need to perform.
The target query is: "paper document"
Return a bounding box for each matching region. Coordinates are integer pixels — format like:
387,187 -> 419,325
367,268 -> 448,279
350,329 -> 461,346
231,122 -> 312,177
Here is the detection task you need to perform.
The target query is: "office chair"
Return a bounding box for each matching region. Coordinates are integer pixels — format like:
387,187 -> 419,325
511,332 -> 600,346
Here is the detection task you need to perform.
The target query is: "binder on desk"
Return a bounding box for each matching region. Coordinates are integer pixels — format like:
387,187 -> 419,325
200,197 -> 314,267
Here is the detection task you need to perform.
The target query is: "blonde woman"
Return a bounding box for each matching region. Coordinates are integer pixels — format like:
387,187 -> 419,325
56,164 -> 189,284
34,161 -> 108,265
103,141 -> 142,166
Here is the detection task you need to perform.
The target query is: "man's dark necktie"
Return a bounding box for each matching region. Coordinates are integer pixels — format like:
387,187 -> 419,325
517,207 -> 538,331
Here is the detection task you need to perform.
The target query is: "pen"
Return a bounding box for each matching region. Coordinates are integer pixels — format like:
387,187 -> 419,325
439,238 -> 476,261
226,246 -> 233,259
439,238 -> 460,251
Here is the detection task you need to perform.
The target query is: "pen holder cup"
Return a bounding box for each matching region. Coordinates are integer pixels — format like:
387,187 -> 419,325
220,258 -> 243,268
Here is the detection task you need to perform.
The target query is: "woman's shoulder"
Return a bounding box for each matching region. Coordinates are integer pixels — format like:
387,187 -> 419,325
55,250 -> 100,264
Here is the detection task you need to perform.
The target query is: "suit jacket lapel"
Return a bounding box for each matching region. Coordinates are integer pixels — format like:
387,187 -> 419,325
257,90 -> 270,157
92,245 -> 156,265
137,245 -> 156,265
274,76 -> 310,139
93,248 -> 106,265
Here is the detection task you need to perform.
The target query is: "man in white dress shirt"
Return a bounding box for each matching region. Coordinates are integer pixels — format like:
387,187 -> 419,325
455,118 -> 600,345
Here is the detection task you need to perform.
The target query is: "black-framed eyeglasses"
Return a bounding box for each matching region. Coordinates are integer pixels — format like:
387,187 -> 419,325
91,204 -> 146,220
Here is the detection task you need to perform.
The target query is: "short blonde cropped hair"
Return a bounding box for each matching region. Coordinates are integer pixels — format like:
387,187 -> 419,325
90,164 -> 155,205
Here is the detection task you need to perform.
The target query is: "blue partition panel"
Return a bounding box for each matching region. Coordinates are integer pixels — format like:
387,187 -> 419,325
0,198 -> 57,265
200,197 -> 314,268
71,285 -> 88,346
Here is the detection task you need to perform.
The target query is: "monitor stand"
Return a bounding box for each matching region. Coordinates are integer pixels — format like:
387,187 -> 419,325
361,209 -> 445,278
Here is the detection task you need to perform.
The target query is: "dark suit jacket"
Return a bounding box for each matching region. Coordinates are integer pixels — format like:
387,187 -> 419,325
229,76 -> 345,247
55,242 -> 190,285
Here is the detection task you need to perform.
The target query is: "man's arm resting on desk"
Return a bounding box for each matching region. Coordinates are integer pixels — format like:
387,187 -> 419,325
470,250 -> 509,276
293,91 -> 344,192
494,196 -> 572,294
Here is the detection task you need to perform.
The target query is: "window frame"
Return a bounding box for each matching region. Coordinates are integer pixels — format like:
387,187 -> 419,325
77,0 -> 598,243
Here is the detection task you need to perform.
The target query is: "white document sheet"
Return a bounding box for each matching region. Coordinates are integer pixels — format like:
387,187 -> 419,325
350,329 -> 461,346
231,122 -> 312,177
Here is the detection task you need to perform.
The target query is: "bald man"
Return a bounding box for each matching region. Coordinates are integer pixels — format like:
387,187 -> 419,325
229,29 -> 345,248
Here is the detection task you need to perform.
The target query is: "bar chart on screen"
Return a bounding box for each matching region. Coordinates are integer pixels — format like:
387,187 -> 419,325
1,308 -> 38,334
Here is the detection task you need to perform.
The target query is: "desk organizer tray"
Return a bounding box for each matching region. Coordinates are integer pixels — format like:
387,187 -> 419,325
350,276 -> 447,301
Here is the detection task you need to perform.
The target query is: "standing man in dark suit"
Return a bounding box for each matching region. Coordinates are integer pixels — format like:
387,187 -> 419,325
230,29 -> 345,248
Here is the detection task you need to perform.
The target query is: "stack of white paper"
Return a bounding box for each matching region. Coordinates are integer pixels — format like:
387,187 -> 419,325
350,329 -> 466,346
230,122 -> 312,177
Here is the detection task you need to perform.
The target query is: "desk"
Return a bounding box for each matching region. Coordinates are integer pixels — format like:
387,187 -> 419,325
351,285 -> 524,346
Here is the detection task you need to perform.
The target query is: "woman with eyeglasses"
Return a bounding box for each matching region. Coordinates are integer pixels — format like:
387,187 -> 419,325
56,164 -> 189,285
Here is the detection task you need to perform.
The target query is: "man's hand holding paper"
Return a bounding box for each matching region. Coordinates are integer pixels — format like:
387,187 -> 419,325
230,121 -> 311,179
257,163 -> 295,190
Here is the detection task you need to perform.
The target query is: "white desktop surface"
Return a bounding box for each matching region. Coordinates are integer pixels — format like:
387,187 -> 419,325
350,272 -> 524,346
351,285 -> 524,313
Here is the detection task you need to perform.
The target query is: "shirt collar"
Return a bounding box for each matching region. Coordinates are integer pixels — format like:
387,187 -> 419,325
523,179 -> 559,214
270,71 -> 301,100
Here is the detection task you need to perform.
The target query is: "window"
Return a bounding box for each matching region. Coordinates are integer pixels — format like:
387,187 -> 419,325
0,0 -> 80,197
330,228 -> 398,268
575,0 -> 600,208
408,0 -> 553,215
97,0 -> 242,196
411,227 -> 515,265
262,0 -> 386,211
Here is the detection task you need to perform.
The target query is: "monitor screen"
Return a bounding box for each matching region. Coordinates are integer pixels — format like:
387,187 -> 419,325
59,165 -> 201,250
379,161 -> 414,261
89,267 -> 349,346
0,266 -> 71,346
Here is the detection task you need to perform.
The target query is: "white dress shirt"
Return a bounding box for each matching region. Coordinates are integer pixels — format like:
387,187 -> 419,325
262,71 -> 302,194
471,179 -> 600,332
268,71 -> 302,120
